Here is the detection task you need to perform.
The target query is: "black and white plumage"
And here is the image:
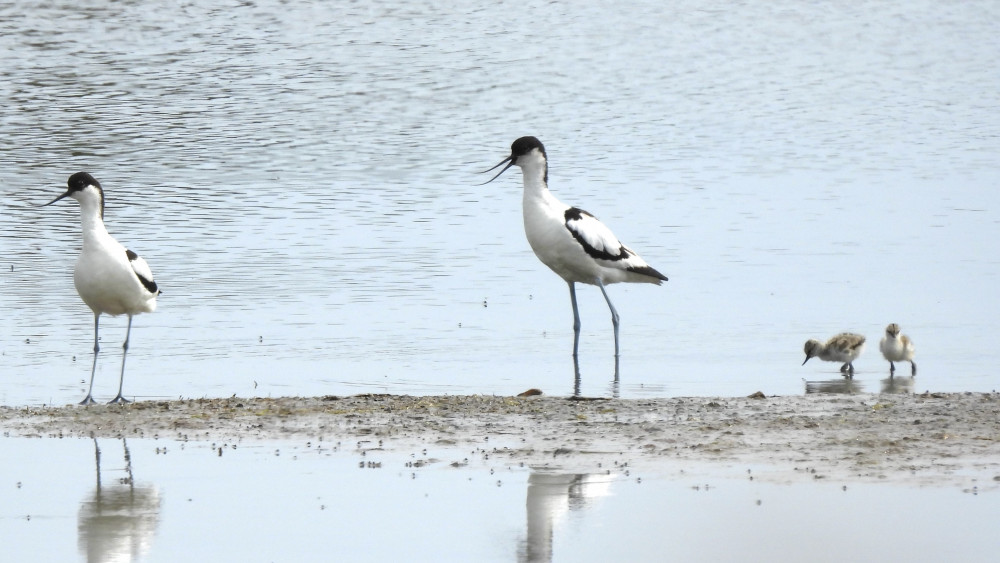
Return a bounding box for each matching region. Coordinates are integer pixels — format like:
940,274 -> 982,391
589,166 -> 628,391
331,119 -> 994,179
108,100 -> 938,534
43,172 -> 161,405
482,136 -> 667,358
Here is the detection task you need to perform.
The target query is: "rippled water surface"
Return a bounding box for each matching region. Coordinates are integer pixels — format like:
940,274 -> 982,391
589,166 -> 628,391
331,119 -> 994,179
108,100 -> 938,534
2,0 -> 999,405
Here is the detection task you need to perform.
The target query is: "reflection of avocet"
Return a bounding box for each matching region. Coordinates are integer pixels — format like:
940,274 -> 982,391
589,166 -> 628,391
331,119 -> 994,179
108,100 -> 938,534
803,377 -> 864,395
519,472 -> 614,562
880,374 -> 915,395
78,439 -> 161,562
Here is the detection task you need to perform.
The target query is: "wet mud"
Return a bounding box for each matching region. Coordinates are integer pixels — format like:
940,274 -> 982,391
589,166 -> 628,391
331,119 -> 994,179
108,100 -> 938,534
3,392 -> 999,486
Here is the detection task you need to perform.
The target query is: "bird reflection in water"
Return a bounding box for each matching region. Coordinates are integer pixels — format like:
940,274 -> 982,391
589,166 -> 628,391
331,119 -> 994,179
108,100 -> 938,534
78,438 -> 161,562
879,375 -> 915,395
571,355 -> 620,398
803,378 -> 865,395
518,472 -> 614,563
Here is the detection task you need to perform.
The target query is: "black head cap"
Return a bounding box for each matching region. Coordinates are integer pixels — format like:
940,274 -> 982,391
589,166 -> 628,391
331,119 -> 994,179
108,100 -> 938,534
510,136 -> 546,160
42,172 -> 105,218
67,172 -> 101,193
481,136 -> 548,185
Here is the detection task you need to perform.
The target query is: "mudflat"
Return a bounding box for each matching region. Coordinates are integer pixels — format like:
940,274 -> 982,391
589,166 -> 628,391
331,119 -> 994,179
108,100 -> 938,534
3,392 -> 999,486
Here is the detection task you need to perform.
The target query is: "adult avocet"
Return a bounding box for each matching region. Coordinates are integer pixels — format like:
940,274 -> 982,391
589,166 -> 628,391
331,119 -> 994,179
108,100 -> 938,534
43,172 -> 160,405
482,136 -> 667,358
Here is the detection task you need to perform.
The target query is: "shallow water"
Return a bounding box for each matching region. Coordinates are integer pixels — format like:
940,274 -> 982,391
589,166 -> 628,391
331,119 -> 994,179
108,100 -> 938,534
1,437 -> 997,562
1,2 -> 999,406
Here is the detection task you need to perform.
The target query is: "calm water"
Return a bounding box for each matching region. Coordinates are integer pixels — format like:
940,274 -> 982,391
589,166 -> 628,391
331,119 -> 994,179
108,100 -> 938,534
3,0 -> 1000,405
2,437 -> 998,562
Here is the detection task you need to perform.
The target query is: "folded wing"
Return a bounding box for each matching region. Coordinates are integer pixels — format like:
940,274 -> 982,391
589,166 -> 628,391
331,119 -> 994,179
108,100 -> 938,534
126,249 -> 159,294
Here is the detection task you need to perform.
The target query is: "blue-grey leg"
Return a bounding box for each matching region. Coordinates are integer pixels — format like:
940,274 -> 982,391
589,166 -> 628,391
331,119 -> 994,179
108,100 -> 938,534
595,278 -> 620,357
109,315 -> 133,404
80,314 -> 100,405
568,281 -> 581,357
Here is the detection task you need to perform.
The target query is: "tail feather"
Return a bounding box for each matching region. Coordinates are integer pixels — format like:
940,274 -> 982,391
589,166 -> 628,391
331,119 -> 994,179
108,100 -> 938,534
628,264 -> 668,284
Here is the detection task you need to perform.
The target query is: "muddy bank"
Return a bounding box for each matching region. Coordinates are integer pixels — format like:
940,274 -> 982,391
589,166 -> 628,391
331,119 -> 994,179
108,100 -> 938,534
3,392 -> 999,486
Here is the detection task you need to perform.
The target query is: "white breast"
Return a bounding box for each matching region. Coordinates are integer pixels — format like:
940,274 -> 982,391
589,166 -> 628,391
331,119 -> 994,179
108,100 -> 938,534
74,234 -> 157,316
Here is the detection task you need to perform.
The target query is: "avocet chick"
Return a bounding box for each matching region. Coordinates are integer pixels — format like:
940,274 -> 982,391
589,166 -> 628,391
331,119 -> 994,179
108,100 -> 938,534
802,333 -> 866,376
879,323 -> 916,376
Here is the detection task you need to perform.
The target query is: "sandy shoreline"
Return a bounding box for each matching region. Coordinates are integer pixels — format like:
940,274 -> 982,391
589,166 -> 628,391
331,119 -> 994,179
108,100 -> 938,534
3,392 -> 999,487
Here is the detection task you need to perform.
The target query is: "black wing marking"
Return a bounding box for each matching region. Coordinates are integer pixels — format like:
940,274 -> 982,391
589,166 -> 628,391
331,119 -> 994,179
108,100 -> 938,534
564,208 -> 668,282
564,207 -> 629,262
126,249 -> 160,294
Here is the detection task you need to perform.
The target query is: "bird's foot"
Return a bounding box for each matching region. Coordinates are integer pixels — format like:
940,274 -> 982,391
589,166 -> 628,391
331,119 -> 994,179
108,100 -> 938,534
108,395 -> 131,405
79,395 -> 97,406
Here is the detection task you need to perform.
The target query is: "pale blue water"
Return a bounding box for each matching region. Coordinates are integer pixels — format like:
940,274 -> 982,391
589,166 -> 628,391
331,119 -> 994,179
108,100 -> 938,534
2,437 -> 998,563
2,2 -> 1000,559
2,0 -> 1000,405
